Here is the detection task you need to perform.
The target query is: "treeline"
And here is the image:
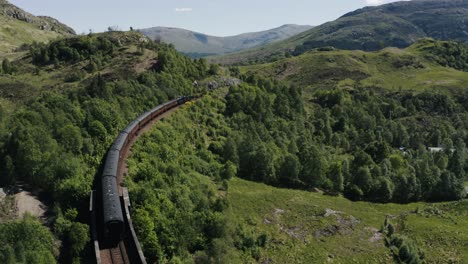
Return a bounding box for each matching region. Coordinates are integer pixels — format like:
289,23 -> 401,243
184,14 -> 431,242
0,33 -> 211,262
422,40 -> 468,72
30,35 -> 117,66
216,75 -> 466,203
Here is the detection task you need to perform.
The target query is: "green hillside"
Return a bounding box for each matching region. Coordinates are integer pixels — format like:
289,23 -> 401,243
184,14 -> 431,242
0,0 -> 74,58
226,178 -> 467,263
241,39 -> 468,94
212,0 -> 468,65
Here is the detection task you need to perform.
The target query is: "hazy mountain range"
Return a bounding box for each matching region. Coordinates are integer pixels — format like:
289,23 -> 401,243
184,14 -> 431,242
213,0 -> 468,64
138,24 -> 313,57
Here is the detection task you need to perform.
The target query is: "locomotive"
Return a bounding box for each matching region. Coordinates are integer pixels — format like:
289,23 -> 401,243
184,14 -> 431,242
102,96 -> 191,241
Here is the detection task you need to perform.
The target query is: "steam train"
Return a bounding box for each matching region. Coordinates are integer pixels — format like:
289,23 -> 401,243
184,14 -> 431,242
102,96 -> 191,241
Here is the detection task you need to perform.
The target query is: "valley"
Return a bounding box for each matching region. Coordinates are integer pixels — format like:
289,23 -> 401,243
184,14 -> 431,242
0,0 -> 467,263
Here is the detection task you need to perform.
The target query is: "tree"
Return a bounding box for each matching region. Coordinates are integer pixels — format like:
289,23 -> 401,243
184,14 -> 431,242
221,161 -> 237,180
279,154 -> 301,187
327,162 -> 344,192
433,171 -> 464,201
344,184 -> 363,201
57,124 -> 83,154
370,177 -> 394,203
2,59 -> 12,74
222,138 -> 239,166
448,139 -> 465,179
208,64 -> 220,75
68,222 -> 89,257
0,245 -> 15,264
354,166 -> 373,196
300,144 -> 326,187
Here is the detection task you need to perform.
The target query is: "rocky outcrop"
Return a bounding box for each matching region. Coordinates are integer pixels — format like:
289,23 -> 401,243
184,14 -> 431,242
0,0 -> 75,35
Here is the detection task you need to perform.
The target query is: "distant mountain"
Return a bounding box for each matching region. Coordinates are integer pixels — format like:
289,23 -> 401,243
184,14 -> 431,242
213,0 -> 468,65
0,0 -> 75,56
138,24 -> 313,57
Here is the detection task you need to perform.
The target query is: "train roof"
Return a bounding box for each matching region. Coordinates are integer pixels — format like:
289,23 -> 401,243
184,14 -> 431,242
102,149 -> 119,178
149,105 -> 163,114
136,111 -> 152,123
102,176 -> 124,222
123,120 -> 139,134
111,132 -> 128,151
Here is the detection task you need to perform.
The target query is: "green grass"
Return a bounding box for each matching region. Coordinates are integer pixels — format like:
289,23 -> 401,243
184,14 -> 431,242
225,177 -> 468,263
0,16 -> 62,58
241,43 -> 468,96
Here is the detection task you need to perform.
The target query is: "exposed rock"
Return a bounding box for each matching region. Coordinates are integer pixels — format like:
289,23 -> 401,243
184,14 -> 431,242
366,227 -> 384,243
274,208 -> 285,215
204,77 -> 241,90
280,225 -> 308,240
0,0 -> 75,35
315,209 -> 360,238
324,208 -> 342,217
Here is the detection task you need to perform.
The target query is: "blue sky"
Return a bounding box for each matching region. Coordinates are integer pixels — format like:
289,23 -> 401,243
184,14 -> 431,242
9,0 -> 403,36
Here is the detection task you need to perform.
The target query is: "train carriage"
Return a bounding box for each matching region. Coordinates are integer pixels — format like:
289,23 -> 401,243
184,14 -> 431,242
101,96 -> 192,243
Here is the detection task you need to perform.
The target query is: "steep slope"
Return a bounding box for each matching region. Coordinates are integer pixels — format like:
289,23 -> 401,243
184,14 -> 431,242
214,0 -> 468,65
139,24 -> 313,57
0,0 -> 75,57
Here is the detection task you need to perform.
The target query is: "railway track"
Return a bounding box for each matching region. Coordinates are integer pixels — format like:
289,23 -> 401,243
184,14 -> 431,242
99,240 -> 129,264
93,98 -> 191,264
110,242 -> 129,264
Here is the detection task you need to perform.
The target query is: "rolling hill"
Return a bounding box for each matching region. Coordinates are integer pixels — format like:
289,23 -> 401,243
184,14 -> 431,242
139,24 -> 313,57
213,0 -> 468,65
0,0 -> 75,57
241,39 -> 468,94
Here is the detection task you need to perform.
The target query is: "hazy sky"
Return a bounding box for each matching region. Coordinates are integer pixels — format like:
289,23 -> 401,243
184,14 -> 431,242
9,0 -> 404,36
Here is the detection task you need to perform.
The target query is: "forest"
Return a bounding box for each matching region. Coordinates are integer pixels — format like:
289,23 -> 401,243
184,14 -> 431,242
126,74 -> 467,262
219,75 -> 467,203
0,33 -> 210,263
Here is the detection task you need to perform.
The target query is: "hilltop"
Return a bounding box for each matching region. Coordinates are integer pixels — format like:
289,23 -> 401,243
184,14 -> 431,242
213,0 -> 468,65
139,24 -> 312,58
241,39 -> 468,94
0,0 -> 74,57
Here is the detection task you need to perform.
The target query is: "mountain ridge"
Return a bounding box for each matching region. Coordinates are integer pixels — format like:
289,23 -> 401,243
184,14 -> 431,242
212,0 -> 468,65
139,24 -> 313,57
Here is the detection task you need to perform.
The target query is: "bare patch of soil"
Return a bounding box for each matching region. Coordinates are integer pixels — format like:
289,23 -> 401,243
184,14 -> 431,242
15,190 -> 46,218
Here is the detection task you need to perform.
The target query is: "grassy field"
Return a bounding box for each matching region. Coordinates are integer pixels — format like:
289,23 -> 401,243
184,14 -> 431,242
0,16 -> 63,58
225,177 -> 468,263
241,42 -> 468,97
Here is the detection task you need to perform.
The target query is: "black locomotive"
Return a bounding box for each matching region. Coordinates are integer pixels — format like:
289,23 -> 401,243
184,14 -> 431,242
101,96 -> 191,241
